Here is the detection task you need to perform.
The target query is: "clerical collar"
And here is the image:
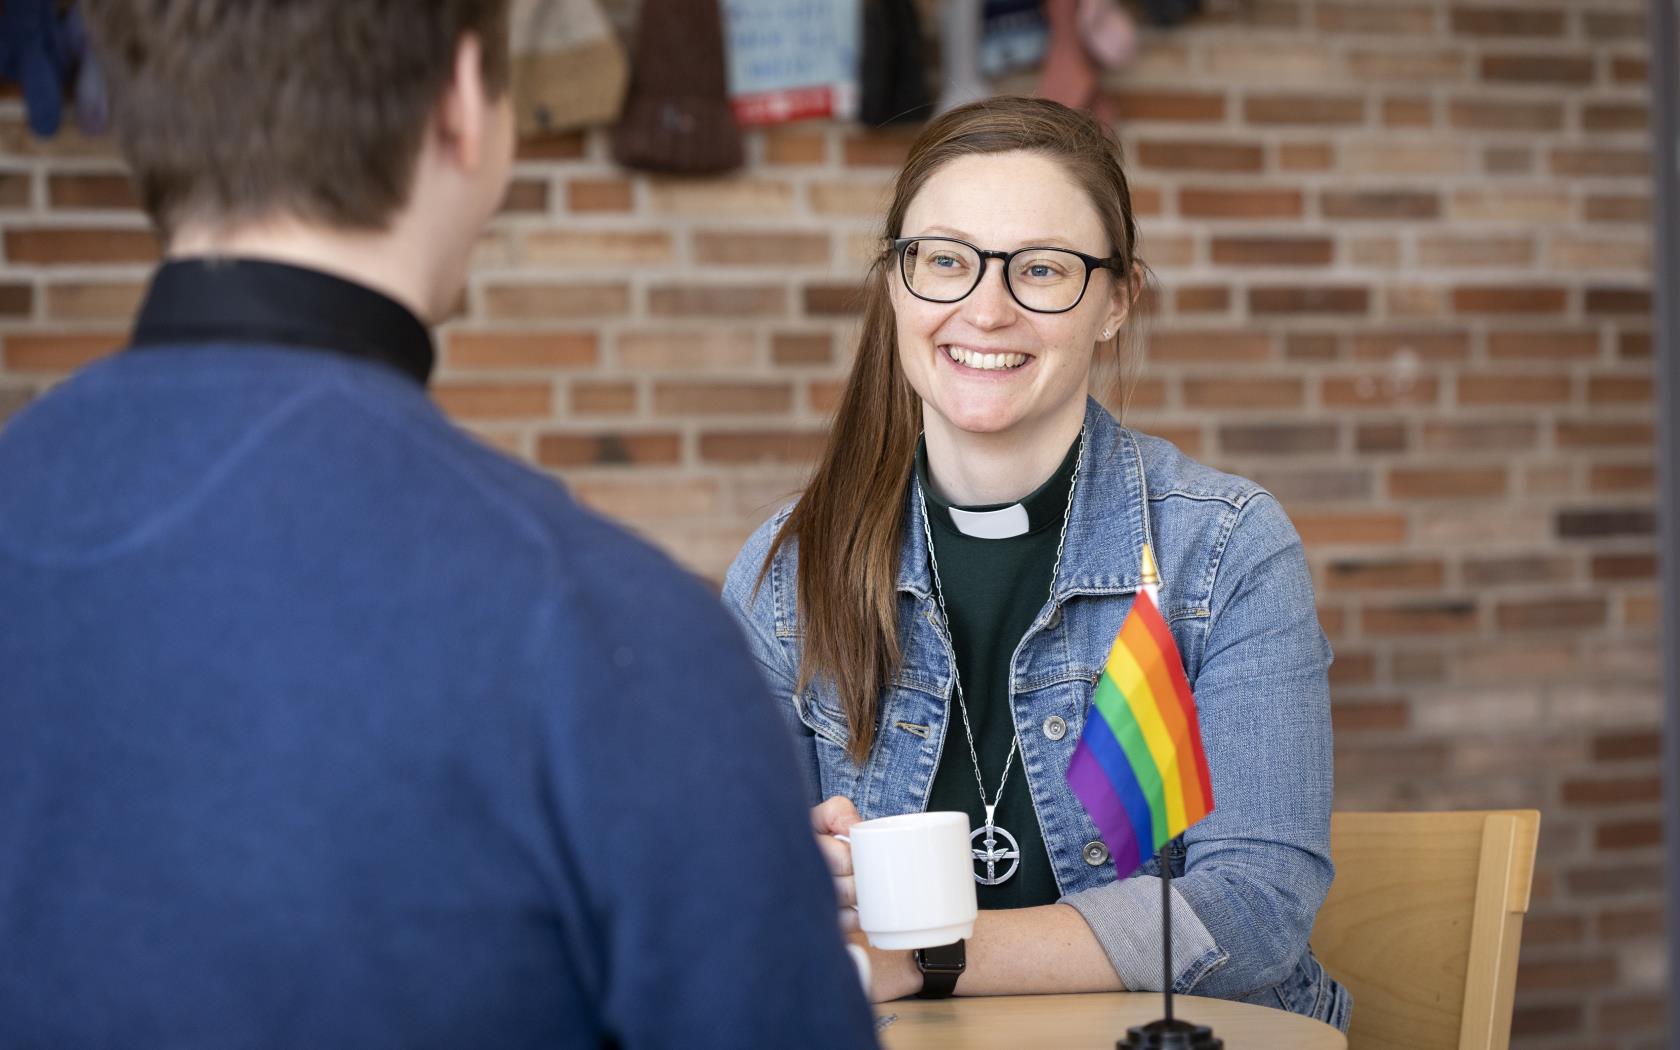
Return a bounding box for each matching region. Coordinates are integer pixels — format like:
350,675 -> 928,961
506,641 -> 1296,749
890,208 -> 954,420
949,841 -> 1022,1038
915,434 -> 1082,539
128,257 -> 435,386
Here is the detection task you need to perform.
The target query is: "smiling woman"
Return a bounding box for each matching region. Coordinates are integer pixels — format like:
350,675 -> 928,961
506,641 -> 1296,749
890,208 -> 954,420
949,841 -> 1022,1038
721,96 -> 1351,1031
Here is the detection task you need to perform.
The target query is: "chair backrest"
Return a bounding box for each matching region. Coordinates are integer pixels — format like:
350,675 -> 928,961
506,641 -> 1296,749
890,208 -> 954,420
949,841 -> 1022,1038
1309,810 -> 1541,1050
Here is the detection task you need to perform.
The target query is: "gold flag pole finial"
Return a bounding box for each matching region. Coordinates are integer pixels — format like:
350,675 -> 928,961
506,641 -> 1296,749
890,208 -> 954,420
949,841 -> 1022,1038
1139,544 -> 1162,608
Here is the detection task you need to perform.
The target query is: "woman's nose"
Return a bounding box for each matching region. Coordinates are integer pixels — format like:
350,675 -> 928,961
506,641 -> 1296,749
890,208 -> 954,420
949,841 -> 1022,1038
962,261 -> 1018,329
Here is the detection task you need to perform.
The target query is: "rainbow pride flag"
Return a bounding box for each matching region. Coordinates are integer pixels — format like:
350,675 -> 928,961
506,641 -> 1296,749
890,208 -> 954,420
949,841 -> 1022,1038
1065,584 -> 1214,879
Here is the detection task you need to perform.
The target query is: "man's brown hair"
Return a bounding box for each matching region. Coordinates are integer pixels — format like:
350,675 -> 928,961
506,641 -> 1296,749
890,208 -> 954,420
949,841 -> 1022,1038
83,0 -> 511,237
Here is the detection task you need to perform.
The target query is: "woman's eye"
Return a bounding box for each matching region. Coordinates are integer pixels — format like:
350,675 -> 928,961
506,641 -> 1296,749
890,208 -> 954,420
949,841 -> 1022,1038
930,253 -> 964,269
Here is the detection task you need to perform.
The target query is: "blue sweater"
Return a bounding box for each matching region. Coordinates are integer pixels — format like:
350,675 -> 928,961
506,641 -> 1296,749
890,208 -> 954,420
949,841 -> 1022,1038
0,344 -> 876,1049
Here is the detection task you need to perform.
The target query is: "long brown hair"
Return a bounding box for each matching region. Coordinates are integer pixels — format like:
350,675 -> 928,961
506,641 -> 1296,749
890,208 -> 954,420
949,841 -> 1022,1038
762,97 -> 1148,763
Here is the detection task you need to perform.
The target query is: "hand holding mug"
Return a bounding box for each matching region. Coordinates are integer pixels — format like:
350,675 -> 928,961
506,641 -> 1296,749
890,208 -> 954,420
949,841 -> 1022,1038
811,795 -> 862,932
810,802 -> 978,1001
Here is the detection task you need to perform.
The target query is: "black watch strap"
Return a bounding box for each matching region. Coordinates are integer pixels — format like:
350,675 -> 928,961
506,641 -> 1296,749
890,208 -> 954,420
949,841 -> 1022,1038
913,939 -> 966,999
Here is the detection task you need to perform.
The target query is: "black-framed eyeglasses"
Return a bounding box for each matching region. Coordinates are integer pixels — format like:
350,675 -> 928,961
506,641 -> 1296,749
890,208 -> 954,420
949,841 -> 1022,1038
891,236 -> 1125,314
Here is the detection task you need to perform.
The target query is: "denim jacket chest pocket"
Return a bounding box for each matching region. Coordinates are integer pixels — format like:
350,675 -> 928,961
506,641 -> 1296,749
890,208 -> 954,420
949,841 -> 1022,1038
791,679 -> 865,805
795,600 -> 954,818
1051,594 -> 1211,703
792,685 -> 851,751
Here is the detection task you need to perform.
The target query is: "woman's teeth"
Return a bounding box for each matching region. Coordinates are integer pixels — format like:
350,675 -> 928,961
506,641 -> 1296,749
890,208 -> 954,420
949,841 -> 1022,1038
945,346 -> 1027,371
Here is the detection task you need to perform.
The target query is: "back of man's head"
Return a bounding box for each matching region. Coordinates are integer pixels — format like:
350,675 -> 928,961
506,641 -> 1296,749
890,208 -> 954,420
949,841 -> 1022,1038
83,0 -> 511,240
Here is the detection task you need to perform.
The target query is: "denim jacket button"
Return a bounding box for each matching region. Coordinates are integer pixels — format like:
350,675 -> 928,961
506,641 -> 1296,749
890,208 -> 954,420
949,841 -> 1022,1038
1083,841 -> 1109,866
1042,715 -> 1067,741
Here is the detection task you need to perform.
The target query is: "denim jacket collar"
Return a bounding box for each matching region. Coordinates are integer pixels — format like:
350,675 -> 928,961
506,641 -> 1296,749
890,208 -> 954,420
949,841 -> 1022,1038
896,398 -> 1150,602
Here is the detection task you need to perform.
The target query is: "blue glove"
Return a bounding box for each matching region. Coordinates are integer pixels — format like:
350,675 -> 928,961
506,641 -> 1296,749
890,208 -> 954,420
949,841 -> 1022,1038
0,0 -> 71,138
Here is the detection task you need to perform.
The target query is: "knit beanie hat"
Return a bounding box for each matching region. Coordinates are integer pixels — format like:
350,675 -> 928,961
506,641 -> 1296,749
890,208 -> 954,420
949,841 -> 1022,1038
612,0 -> 743,174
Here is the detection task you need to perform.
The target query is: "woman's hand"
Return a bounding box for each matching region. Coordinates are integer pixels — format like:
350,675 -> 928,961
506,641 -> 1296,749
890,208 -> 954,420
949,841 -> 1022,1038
812,796 -> 924,1002
811,795 -> 862,932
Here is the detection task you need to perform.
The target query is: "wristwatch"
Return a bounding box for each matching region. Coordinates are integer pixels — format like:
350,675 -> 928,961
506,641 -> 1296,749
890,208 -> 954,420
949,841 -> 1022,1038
913,939 -> 966,998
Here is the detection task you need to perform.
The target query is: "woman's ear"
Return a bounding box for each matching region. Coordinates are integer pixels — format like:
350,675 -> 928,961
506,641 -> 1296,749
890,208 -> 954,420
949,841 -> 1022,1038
1100,263 -> 1140,338
884,241 -> 907,307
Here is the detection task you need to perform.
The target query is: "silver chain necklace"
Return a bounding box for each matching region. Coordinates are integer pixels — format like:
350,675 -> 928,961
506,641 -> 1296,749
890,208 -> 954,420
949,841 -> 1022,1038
917,427 -> 1085,886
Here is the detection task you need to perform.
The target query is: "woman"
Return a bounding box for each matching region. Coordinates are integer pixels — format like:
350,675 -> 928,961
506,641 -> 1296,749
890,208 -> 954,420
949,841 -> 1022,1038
722,97 -> 1349,1031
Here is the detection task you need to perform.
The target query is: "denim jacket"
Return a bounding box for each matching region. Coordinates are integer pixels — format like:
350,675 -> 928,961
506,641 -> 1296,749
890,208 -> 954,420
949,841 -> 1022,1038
722,398 -> 1351,1032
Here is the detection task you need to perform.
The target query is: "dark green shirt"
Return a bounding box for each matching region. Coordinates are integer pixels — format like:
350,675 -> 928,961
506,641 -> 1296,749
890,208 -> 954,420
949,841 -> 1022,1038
918,435 -> 1080,910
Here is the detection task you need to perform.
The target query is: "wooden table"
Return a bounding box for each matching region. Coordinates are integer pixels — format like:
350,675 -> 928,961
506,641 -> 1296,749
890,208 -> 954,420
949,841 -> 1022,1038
877,992 -> 1346,1050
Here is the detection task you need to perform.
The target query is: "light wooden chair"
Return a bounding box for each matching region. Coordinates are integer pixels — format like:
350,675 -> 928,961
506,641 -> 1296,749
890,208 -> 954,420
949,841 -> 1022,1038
1309,810 -> 1542,1050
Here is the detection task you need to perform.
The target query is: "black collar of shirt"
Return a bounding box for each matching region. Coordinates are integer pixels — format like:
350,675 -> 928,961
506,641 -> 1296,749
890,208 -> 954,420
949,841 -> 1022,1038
128,257 -> 434,386
916,431 -> 1082,537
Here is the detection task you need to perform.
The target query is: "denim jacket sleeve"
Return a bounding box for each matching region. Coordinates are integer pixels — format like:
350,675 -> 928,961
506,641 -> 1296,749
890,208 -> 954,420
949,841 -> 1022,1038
1060,491 -> 1335,999
720,512 -> 826,808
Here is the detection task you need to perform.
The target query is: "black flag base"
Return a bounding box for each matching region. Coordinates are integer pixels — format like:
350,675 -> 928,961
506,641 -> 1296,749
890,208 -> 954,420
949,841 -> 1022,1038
1112,847 -> 1222,1048
1117,1018 -> 1223,1049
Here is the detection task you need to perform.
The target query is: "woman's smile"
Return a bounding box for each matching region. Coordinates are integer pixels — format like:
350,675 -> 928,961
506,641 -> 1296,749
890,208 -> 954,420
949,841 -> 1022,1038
939,343 -> 1034,373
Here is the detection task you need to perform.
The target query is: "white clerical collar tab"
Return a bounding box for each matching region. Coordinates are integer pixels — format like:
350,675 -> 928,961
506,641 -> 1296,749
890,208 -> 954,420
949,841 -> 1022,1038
947,503 -> 1030,539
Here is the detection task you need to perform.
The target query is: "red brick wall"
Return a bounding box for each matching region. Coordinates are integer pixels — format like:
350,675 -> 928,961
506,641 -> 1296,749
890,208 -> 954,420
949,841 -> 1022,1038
0,2 -> 1664,1045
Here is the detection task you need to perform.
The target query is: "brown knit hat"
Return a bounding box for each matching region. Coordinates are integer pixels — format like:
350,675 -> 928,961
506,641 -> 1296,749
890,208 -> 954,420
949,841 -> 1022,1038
611,0 -> 743,174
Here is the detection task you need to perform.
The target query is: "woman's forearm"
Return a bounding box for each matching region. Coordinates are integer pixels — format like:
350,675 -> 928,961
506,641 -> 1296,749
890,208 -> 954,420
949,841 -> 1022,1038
961,904 -> 1123,995
868,903 -> 1123,1000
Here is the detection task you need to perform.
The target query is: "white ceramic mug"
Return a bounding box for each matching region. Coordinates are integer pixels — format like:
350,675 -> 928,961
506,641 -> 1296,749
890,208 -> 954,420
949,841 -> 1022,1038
841,811 -> 978,950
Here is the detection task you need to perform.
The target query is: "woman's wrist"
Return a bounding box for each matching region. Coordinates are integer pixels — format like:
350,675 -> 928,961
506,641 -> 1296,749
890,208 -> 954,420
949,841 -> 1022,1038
862,941 -> 924,1001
